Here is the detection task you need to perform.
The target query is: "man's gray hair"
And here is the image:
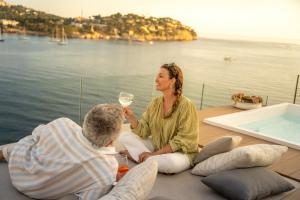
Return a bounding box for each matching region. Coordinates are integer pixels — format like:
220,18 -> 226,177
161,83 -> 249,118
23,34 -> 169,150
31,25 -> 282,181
82,104 -> 123,147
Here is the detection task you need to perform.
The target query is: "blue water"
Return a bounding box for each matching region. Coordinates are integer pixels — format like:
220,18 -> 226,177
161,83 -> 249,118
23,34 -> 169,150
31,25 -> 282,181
1,34 -> 300,144
239,114 -> 300,144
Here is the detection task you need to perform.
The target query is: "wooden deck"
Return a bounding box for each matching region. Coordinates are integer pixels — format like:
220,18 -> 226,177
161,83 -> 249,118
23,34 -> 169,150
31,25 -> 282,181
197,106 -> 300,182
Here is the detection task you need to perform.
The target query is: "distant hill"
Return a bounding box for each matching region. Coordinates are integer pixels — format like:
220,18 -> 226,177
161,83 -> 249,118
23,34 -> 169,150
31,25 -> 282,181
0,0 -> 197,41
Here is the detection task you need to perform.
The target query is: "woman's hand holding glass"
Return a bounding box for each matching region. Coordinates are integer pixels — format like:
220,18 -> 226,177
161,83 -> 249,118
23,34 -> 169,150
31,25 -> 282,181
123,106 -> 134,118
123,107 -> 138,129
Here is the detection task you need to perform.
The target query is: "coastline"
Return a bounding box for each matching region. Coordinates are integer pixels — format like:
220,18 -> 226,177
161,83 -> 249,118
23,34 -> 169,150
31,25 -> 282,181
3,28 -> 197,42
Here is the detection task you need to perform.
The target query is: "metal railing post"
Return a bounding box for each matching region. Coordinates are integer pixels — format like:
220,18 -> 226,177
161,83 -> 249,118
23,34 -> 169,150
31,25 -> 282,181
264,96 -> 268,106
293,75 -> 299,104
200,83 -> 205,110
79,77 -> 83,124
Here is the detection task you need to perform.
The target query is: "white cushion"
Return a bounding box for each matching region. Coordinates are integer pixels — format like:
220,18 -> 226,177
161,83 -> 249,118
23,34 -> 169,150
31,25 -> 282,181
99,160 -> 158,200
191,144 -> 288,176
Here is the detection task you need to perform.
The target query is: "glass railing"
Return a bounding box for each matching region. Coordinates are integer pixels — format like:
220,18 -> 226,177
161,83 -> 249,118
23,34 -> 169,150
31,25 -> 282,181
0,76 -> 298,145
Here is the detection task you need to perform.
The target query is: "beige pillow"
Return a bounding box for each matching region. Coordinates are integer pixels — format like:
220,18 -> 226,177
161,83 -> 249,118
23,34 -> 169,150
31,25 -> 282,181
100,160 -> 158,200
193,136 -> 242,165
191,144 -> 288,176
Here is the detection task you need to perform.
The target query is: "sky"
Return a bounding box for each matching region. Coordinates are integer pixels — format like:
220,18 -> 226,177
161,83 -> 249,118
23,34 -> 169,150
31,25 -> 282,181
6,0 -> 300,44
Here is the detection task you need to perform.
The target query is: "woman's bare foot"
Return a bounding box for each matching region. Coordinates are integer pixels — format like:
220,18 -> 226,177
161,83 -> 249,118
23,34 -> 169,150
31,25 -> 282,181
119,150 -> 137,163
0,149 -> 5,161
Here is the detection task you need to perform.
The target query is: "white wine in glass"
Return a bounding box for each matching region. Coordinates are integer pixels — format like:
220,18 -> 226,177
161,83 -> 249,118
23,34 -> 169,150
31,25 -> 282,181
119,92 -> 134,107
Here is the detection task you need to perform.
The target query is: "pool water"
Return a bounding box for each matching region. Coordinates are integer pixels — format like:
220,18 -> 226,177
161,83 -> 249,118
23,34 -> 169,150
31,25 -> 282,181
239,114 -> 300,144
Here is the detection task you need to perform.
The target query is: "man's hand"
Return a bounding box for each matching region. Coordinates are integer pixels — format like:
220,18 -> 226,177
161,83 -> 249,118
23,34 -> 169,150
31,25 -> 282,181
116,171 -> 126,182
0,149 -> 5,161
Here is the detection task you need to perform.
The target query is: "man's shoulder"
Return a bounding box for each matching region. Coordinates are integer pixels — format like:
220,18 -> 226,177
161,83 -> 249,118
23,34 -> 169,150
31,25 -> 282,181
47,118 -> 81,130
51,117 -> 76,124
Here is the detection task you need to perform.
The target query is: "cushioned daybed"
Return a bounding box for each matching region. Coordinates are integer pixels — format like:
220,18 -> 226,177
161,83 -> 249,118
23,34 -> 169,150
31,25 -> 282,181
0,160 -> 299,200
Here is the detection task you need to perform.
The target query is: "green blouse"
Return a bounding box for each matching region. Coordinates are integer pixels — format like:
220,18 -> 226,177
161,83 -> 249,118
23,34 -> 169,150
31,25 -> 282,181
132,95 -> 199,164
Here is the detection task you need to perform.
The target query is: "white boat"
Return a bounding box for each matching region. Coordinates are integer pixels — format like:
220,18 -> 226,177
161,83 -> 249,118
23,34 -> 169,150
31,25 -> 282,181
50,26 -> 59,42
57,26 -> 68,45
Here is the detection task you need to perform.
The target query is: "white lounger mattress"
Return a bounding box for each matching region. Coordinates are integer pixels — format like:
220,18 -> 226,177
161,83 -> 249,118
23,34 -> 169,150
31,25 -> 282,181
0,161 -> 299,200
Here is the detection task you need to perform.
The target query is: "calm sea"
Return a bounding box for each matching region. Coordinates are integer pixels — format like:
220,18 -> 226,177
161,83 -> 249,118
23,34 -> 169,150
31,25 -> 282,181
0,34 -> 300,144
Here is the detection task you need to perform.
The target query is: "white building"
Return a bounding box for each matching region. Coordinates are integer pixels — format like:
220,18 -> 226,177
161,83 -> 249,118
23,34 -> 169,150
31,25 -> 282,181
0,19 -> 19,27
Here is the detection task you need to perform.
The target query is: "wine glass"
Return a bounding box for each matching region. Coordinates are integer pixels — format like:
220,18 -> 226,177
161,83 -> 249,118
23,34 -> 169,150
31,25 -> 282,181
119,92 -> 134,107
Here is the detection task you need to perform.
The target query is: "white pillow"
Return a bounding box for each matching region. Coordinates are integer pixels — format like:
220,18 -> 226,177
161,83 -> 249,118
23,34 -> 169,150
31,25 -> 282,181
191,144 -> 288,176
99,160 -> 158,200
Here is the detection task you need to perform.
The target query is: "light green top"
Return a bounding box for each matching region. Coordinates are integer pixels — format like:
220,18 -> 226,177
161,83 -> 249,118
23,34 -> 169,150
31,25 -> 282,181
132,95 -> 199,164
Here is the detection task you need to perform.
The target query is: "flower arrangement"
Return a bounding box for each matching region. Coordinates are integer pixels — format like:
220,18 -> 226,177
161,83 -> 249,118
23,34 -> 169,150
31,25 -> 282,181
231,93 -> 263,104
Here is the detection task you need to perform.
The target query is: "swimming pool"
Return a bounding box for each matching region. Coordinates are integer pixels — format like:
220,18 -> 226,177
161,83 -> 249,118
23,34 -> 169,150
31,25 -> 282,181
203,103 -> 300,150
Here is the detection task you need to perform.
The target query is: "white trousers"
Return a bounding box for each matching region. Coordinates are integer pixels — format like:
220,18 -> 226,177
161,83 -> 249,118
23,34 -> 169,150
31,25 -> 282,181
117,131 -> 190,174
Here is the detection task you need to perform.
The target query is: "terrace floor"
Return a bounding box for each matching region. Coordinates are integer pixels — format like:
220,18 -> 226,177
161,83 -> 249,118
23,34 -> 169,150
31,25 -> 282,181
197,106 -> 300,182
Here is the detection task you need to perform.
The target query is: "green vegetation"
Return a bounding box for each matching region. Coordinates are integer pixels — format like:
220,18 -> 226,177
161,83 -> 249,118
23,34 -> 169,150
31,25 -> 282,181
0,0 -> 197,41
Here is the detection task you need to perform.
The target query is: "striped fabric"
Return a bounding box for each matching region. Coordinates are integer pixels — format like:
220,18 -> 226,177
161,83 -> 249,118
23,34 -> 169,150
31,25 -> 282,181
8,118 -> 118,200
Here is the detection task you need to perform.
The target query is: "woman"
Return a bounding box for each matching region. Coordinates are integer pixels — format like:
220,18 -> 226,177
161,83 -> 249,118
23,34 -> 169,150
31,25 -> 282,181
120,63 -> 199,173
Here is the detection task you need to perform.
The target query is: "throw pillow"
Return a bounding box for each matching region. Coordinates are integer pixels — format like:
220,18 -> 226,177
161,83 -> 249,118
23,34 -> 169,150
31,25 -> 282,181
191,144 -> 287,176
193,136 -> 242,165
99,160 -> 158,200
201,167 -> 295,200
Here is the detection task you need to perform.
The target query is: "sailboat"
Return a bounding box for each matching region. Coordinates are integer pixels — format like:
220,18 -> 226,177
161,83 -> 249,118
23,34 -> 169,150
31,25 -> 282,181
0,27 -> 4,42
57,26 -> 68,45
50,26 -> 59,42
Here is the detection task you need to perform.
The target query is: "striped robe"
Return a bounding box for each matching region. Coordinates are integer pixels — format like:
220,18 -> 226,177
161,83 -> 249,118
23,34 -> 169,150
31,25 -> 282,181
8,117 -> 118,200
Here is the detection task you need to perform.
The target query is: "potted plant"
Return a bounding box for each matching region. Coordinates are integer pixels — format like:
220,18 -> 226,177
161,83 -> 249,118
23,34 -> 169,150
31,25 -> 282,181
231,93 -> 263,109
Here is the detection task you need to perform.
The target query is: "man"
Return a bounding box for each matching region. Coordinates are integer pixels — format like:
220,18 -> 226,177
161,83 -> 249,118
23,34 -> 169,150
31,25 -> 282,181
0,104 -> 123,200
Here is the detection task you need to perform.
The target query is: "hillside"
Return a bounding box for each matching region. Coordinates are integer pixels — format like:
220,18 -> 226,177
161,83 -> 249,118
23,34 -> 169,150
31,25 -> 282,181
0,0 -> 197,41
